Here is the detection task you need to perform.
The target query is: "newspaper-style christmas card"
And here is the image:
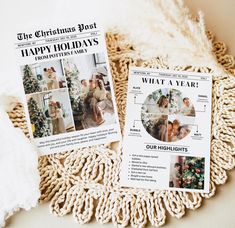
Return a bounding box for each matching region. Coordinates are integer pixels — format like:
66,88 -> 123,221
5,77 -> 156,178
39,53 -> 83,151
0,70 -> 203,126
15,21 -> 121,155
120,67 -> 212,193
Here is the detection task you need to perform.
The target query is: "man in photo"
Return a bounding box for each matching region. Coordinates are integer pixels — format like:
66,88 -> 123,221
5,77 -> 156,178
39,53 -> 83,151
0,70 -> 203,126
48,95 -> 66,135
152,115 -> 168,141
172,163 -> 182,188
181,97 -> 195,116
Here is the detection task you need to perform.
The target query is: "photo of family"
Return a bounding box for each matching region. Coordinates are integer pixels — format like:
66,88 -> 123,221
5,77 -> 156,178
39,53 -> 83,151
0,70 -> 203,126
169,155 -> 205,190
142,88 -> 195,116
141,113 -> 192,142
21,60 -> 67,94
26,89 -> 75,138
141,88 -> 195,142
62,53 -> 116,130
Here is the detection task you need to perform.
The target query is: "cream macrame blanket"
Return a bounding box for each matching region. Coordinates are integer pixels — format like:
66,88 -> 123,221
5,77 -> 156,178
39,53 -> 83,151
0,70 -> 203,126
8,30 -> 235,227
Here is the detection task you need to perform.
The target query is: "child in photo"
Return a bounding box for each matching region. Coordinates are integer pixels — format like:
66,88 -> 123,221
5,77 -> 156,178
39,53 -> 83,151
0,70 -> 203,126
171,119 -> 180,142
178,125 -> 190,139
81,79 -> 89,96
167,121 -> 173,142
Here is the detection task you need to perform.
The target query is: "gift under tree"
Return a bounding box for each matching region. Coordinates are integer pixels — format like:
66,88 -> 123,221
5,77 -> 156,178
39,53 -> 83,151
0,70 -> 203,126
27,97 -> 51,138
182,157 -> 205,189
22,65 -> 41,94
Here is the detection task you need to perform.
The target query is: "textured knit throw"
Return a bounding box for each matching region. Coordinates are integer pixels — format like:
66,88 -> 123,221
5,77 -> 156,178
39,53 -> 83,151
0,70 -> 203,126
8,1 -> 235,227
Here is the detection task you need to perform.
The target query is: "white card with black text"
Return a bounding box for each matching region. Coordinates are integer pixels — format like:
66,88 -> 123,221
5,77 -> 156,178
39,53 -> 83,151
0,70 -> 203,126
120,67 -> 212,193
15,21 -> 121,155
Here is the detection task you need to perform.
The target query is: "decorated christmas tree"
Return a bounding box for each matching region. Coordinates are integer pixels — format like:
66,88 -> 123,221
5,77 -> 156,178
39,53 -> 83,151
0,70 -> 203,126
182,157 -> 205,189
27,97 -> 51,138
63,59 -> 83,113
23,65 -> 41,94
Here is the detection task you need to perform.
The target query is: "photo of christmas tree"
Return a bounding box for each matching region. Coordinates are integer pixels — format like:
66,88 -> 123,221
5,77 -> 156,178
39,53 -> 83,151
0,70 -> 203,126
141,88 -> 195,142
169,155 -> 205,190
26,89 -> 75,138
62,53 -> 116,130
21,60 -> 67,94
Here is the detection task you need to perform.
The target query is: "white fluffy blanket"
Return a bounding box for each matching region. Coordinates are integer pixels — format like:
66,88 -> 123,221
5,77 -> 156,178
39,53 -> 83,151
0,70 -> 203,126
0,96 -> 40,227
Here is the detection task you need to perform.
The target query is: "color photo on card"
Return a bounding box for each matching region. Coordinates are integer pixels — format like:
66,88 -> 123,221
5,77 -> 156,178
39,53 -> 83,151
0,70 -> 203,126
120,67 -> 211,193
21,53 -> 116,139
16,22 -> 121,155
62,53 -> 116,131
141,88 -> 195,142
26,89 -> 75,138
169,155 -> 205,190
21,60 -> 67,94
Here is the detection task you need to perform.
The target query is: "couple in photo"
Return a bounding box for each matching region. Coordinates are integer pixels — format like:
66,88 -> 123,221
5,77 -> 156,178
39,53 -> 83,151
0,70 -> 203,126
156,95 -> 195,116
81,78 -> 113,125
153,116 -> 190,142
43,67 -> 59,90
146,94 -> 195,116
48,95 -> 66,134
167,120 -> 190,142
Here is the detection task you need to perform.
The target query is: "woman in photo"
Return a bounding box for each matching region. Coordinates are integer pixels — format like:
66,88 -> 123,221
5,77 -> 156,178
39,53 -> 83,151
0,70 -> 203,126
48,95 -> 58,134
44,68 -> 53,90
47,67 -> 59,90
55,101 -> 66,134
153,115 -> 168,141
156,95 -> 169,114
92,79 -> 107,125
48,96 -> 66,135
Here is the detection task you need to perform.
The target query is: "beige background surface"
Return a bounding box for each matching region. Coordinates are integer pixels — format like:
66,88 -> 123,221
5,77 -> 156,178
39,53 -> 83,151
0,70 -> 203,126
2,0 -> 235,227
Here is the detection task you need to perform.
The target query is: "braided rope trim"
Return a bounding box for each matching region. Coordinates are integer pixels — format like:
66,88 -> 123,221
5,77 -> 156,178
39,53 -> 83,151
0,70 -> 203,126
8,30 -> 235,227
